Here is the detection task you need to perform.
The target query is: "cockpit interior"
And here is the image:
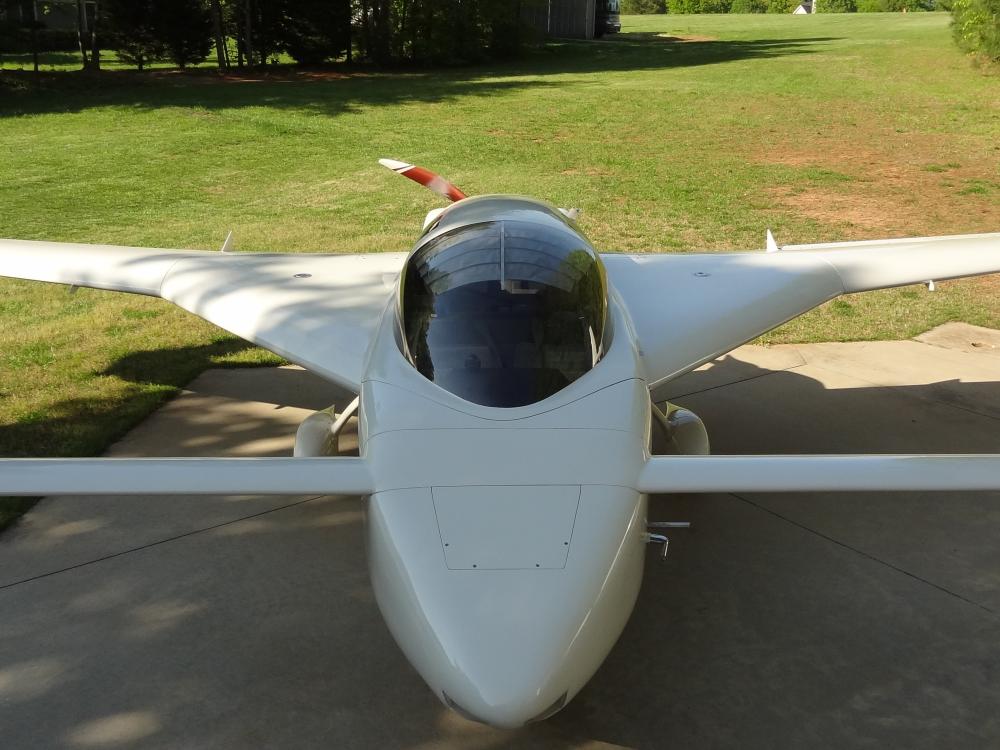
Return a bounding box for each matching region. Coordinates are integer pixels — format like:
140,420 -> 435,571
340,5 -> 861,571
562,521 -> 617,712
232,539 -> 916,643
399,218 -> 608,407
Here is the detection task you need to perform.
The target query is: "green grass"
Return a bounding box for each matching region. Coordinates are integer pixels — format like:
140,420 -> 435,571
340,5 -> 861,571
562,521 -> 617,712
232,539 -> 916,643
1,13 -> 999,528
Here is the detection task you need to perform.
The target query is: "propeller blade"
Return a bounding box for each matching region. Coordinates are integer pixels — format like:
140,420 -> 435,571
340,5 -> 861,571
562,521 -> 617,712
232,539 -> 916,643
379,158 -> 468,203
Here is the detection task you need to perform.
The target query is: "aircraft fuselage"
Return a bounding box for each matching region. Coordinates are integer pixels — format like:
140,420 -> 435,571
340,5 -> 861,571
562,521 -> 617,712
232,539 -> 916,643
355,197 -> 656,726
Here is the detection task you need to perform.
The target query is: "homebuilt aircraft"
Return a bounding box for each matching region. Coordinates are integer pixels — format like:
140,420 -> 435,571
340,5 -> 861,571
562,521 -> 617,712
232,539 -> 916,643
1,160 -> 1000,727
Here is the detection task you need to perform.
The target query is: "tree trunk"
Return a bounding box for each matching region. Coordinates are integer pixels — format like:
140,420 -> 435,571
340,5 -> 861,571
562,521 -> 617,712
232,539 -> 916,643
87,0 -> 100,71
30,2 -> 39,73
345,0 -> 352,63
76,0 -> 90,69
211,0 -> 228,71
243,0 -> 255,67
361,0 -> 370,60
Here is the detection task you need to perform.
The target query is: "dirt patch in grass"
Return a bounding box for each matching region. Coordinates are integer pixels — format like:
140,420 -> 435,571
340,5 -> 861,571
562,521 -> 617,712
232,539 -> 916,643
657,34 -> 718,43
162,68 -> 364,84
756,138 -> 1000,239
613,32 -> 719,44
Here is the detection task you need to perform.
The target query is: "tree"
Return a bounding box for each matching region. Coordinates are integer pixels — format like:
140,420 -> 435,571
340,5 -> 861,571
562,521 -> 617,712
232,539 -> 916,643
155,0 -> 213,68
952,0 -> 1000,61
105,0 -> 162,70
209,0 -> 229,69
275,0 -> 350,65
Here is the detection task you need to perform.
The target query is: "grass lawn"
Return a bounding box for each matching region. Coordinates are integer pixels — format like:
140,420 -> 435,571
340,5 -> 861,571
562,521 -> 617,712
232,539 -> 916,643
1,13 -> 998,527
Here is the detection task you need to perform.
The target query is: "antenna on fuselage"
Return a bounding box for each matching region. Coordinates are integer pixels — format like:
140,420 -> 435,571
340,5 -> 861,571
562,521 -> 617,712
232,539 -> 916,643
766,228 -> 780,253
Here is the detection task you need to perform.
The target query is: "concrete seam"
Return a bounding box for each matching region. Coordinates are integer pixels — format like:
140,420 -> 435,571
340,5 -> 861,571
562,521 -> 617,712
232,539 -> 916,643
0,494 -> 326,592
729,492 -> 998,618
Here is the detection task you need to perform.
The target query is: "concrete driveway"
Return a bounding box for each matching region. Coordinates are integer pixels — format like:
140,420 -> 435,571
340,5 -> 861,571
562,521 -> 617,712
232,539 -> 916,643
2,323 -> 999,749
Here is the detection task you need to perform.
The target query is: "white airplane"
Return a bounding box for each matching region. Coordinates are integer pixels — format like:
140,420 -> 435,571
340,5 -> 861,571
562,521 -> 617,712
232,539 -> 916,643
1,159 -> 999,727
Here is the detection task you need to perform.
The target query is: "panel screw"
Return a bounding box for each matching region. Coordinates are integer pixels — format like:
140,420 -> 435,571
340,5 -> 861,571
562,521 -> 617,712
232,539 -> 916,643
293,273 -> 312,279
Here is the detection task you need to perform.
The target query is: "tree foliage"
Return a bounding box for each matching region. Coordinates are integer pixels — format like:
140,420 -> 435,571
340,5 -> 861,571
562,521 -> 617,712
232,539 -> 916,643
157,0 -> 213,67
952,0 -> 1000,61
857,0 -> 933,9
106,0 -> 213,69
621,0 -> 667,12
353,0 -> 526,64
668,0 -> 732,12
104,0 -> 163,70
274,0 -> 350,64
731,0 -> 769,12
815,0 -> 857,11
8,0 -> 547,70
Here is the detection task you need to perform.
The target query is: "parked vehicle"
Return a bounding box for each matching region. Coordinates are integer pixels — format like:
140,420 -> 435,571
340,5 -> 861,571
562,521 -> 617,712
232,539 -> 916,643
595,0 -> 621,37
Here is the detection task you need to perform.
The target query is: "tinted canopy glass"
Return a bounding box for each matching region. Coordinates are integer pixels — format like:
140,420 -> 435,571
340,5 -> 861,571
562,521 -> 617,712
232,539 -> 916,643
401,220 -> 607,408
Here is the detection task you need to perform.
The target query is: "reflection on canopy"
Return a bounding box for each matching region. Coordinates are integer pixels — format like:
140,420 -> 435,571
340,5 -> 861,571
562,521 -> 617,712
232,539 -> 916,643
401,220 -> 608,408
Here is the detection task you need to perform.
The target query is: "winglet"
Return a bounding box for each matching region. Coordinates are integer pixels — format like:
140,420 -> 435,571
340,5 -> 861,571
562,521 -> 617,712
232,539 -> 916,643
379,158 -> 468,203
766,229 -> 780,253
220,230 -> 234,253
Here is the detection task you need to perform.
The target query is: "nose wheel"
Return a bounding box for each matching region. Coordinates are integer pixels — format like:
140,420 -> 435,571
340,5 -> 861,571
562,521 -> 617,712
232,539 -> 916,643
644,521 -> 690,559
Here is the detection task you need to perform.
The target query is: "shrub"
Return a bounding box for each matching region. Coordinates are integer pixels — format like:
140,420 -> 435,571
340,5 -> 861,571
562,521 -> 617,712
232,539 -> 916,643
156,0 -> 213,68
767,0 -> 799,12
952,0 -> 1000,61
731,0 -> 769,12
621,0 -> 668,11
105,0 -> 212,70
815,0 -> 857,11
667,0 -> 732,11
104,0 -> 164,70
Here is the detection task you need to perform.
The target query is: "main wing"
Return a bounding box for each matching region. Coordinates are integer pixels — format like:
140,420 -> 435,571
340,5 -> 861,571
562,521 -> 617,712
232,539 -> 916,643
2,454 -> 999,496
0,239 -> 407,392
604,232 -> 1000,396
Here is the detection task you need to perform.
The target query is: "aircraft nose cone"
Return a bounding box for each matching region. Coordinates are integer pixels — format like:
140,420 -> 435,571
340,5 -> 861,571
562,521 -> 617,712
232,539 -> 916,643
367,485 -> 645,727
433,607 -> 574,728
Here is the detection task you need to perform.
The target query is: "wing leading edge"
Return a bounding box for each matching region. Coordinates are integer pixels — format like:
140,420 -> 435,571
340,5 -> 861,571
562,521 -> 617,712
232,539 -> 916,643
0,457 -> 373,495
0,455 -> 998,496
639,454 -> 1000,493
604,232 -> 1000,395
0,239 -> 407,392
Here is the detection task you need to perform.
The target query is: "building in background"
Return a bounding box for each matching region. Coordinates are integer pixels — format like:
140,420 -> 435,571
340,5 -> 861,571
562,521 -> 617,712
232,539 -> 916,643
522,0 -> 621,41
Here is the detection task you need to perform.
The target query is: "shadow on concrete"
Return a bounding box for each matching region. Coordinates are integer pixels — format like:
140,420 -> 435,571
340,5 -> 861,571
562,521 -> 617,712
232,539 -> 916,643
1,356 -> 999,748
0,34 -> 838,119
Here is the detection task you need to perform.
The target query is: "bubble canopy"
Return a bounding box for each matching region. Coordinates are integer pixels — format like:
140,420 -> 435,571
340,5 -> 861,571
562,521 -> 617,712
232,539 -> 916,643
399,219 -> 608,408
